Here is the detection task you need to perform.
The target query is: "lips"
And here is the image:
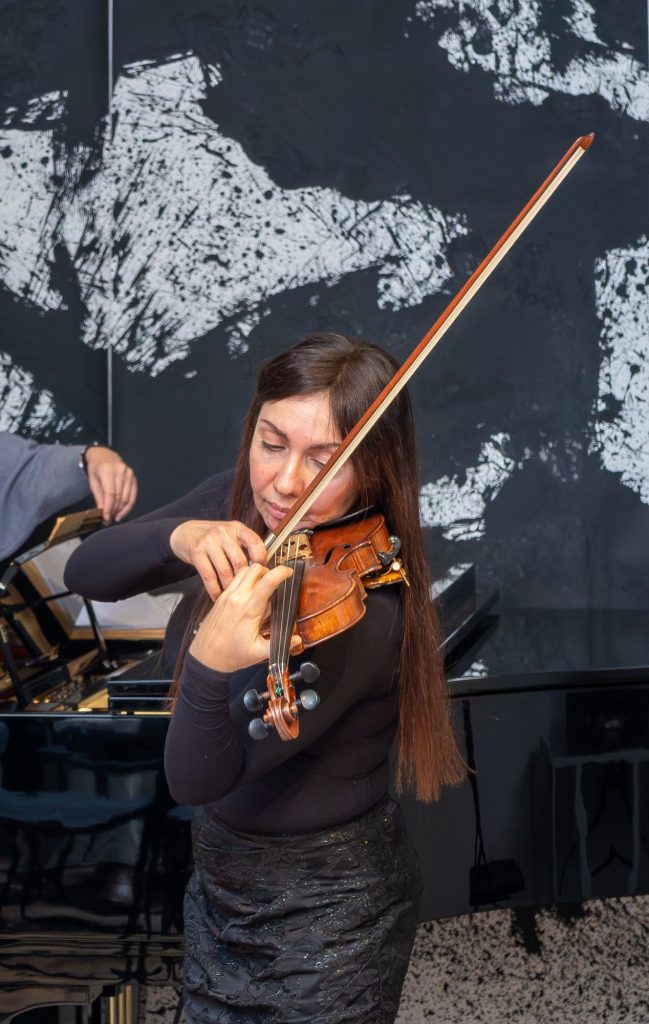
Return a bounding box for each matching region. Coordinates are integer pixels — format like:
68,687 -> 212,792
265,501 -> 291,522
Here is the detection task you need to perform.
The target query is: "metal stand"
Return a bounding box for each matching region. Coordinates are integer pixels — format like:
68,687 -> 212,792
104,983 -> 139,1024
0,517 -> 114,703
82,597 -> 113,670
0,621 -> 27,706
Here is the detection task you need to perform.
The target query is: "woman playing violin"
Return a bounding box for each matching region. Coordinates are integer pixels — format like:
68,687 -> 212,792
64,332 -> 463,1024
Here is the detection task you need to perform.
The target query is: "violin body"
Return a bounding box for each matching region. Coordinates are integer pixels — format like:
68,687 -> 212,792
247,512 -> 407,742
290,512 -> 406,650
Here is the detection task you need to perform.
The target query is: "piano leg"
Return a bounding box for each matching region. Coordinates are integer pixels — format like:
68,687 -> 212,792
104,984 -> 138,1024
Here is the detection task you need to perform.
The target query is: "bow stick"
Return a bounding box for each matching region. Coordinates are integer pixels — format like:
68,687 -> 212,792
265,132 -> 594,559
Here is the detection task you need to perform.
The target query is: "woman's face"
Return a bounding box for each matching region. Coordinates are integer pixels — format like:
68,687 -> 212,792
249,392 -> 359,533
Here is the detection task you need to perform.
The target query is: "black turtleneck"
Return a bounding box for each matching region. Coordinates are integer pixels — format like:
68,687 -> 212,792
64,470 -> 402,835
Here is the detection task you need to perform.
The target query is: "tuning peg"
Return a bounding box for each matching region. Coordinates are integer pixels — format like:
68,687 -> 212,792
243,688 -> 270,712
289,661 -> 320,686
248,718 -> 270,740
296,689 -> 320,711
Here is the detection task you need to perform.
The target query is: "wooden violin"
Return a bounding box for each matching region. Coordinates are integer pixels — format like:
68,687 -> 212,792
244,133 -> 594,742
243,509 -> 407,740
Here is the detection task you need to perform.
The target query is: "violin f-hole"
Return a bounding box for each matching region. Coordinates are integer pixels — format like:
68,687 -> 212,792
322,543 -> 351,564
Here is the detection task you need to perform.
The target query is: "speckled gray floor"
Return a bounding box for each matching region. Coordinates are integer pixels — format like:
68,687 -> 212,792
142,896 -> 649,1023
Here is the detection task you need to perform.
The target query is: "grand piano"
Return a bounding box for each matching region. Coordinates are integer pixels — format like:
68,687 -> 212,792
2,557 -> 649,1022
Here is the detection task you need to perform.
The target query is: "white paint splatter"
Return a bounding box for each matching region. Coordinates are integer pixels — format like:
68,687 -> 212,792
0,53 -> 467,377
590,237 -> 649,501
463,658 -> 489,678
419,433 -> 516,540
430,561 -> 473,600
564,0 -> 606,46
0,95 -> 65,312
225,306 -> 272,356
0,352 -> 77,435
415,0 -> 649,122
2,91 -> 67,128
537,438 -> 582,484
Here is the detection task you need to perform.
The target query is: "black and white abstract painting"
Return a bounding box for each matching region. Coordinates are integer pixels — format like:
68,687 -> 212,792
0,0 -> 647,607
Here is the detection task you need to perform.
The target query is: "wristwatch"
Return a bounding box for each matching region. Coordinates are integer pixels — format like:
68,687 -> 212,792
78,441 -> 100,474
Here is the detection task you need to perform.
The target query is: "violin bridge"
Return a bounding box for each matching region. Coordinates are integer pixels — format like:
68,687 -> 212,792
275,531 -> 312,565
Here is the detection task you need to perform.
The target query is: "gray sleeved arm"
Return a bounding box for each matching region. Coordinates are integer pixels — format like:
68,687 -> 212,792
0,432 -> 89,560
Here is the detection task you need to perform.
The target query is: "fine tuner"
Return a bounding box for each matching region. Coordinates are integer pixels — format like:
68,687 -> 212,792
245,661 -> 321,741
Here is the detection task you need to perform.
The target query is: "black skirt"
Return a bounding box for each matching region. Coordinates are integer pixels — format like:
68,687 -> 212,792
182,798 -> 421,1024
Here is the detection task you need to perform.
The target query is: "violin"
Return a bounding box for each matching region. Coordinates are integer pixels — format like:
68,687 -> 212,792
244,133 -> 594,742
243,510 -> 407,740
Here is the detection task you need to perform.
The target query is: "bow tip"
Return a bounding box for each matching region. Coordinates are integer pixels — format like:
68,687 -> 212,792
578,132 -> 595,149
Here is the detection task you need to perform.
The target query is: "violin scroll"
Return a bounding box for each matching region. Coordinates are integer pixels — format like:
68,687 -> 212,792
246,661 -> 320,742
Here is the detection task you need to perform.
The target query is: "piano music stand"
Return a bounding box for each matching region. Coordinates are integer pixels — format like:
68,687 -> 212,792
0,509 -> 107,708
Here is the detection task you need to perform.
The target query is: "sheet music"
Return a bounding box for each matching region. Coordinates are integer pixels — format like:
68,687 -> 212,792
29,540 -> 181,631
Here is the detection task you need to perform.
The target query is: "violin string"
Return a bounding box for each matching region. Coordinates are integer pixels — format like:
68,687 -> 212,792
282,533 -> 301,678
269,547 -> 278,685
274,533 -> 291,681
273,540 -> 289,689
290,533 -> 301,669
281,533 -> 298,676
275,536 -> 287,679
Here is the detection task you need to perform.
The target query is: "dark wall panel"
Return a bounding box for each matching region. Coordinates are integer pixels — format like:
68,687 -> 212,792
1,1 -> 648,608
0,0 -> 109,442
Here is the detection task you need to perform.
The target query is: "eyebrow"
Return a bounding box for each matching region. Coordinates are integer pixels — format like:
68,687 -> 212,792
259,417 -> 341,453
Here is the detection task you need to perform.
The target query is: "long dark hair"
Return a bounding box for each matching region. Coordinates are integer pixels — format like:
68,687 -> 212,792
180,332 -> 464,801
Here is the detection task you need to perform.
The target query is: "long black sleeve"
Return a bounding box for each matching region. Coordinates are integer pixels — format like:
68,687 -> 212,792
64,469 -> 234,600
164,586 -> 402,834
63,465 -> 405,834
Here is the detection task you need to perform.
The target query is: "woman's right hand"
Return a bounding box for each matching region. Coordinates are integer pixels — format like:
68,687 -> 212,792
169,519 -> 267,600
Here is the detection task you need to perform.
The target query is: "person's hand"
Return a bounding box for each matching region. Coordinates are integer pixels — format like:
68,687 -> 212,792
169,519 -> 267,600
189,562 -> 297,673
84,446 -> 138,524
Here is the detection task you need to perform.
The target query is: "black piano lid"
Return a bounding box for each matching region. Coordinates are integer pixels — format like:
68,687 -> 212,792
448,607 -> 649,696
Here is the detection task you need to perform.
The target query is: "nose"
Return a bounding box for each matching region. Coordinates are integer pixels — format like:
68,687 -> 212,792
273,455 -> 306,499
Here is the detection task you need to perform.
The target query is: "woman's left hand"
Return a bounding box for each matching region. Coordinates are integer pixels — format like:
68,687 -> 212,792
188,562 -> 297,674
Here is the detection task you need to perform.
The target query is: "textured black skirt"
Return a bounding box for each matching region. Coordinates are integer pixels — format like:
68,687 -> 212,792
182,798 -> 421,1024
